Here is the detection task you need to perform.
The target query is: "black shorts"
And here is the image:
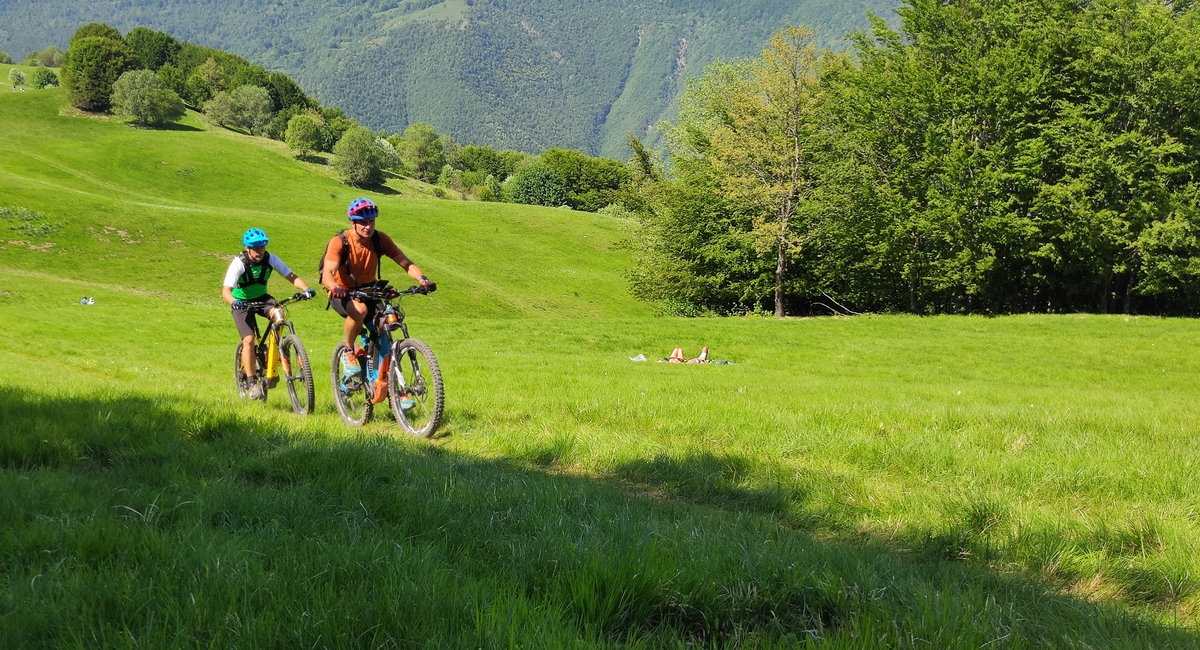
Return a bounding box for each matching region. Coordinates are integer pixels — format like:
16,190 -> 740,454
329,296 -> 378,321
232,295 -> 275,338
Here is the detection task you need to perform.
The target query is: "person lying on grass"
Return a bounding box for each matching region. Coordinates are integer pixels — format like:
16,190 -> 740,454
660,346 -> 709,363
222,227 -> 315,399
321,198 -> 435,380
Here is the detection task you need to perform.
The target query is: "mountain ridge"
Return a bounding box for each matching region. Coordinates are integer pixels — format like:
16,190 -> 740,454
0,0 -> 896,156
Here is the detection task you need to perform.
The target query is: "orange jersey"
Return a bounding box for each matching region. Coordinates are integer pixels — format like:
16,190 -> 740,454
324,230 -> 404,288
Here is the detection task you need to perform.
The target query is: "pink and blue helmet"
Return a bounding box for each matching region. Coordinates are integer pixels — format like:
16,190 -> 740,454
347,198 -> 378,221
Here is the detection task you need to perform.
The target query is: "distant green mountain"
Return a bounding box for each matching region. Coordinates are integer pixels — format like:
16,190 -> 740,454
0,0 -> 895,156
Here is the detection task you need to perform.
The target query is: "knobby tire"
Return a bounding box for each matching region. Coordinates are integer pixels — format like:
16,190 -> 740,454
388,338 -> 444,437
280,334 -> 314,415
332,341 -> 372,426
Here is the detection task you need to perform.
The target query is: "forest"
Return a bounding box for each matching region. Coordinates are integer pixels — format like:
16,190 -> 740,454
630,0 -> 1200,316
0,0 -> 895,156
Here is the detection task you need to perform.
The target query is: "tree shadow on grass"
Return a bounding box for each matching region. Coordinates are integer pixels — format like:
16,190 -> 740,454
0,385 -> 1196,649
156,121 -> 204,132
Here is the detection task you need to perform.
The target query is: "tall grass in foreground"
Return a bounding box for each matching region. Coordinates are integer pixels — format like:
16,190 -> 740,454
1,385 -> 1193,648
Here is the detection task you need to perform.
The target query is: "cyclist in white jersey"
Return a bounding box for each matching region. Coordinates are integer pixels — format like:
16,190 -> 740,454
222,228 -> 314,398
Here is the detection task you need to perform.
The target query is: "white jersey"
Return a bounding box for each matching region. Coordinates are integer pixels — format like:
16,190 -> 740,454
223,253 -> 294,288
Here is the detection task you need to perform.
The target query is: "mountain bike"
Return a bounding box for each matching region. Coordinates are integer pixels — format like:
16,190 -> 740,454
234,292 -> 316,414
331,280 -> 444,436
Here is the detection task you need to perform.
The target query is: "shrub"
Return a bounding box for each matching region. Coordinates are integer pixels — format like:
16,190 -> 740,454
31,69 -> 58,89
332,126 -> 388,187
0,52 -> 11,65
111,70 -> 185,126
508,163 -> 568,207
437,164 -> 462,190
460,170 -> 487,189
8,69 -> 26,88
485,174 -> 504,201
475,185 -> 496,202
60,36 -> 136,111
36,46 -> 65,68
0,207 -> 64,238
285,114 -> 323,158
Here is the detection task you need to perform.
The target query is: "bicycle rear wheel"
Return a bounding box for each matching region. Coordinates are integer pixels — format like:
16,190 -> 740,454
280,334 -> 314,415
331,342 -> 372,425
388,338 -> 444,437
234,341 -> 266,401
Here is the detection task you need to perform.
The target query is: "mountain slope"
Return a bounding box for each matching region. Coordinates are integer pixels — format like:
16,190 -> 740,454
0,0 -> 896,156
0,78 -> 648,319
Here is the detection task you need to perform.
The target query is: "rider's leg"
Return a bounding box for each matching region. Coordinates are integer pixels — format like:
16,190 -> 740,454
232,306 -> 258,375
342,300 -> 368,350
241,334 -> 256,375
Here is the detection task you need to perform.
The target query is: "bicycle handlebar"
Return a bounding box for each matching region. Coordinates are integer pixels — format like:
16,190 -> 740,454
242,291 -> 316,309
347,283 -> 437,302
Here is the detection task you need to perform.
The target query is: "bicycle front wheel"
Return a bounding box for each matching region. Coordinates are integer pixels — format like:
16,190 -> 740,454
280,334 -> 314,415
388,338 -> 444,437
332,342 -> 372,426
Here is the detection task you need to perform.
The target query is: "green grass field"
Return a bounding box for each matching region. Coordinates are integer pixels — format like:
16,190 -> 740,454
3,84 -> 1200,648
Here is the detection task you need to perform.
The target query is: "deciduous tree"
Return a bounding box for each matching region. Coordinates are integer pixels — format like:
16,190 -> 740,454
398,123 -> 444,181
508,163 -> 568,207
111,69 -> 185,126
125,27 -> 180,70
332,126 -> 388,187
669,25 -> 827,316
60,36 -> 136,111
285,114 -> 323,158
36,46 -> 64,68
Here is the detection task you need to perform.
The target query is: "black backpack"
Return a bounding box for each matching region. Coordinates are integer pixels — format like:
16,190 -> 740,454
237,251 -> 273,289
318,230 -> 382,290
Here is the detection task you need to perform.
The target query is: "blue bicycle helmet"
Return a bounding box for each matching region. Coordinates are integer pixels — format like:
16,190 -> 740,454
242,228 -> 269,248
347,198 -> 378,221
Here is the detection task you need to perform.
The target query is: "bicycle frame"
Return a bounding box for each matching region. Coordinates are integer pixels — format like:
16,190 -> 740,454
348,284 -> 423,404
245,297 -> 300,385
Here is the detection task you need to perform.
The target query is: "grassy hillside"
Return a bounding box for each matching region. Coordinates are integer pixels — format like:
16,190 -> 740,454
0,78 -> 649,319
2,88 -> 1200,646
0,0 -> 896,156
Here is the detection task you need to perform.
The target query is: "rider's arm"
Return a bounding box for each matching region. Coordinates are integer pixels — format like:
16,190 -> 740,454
321,258 -> 342,293
284,273 -> 309,292
222,257 -> 243,305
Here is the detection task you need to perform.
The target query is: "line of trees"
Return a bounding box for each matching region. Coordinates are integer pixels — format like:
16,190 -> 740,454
54,22 -> 335,135
42,22 -> 639,209
308,118 -> 635,209
629,0 -> 1200,316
